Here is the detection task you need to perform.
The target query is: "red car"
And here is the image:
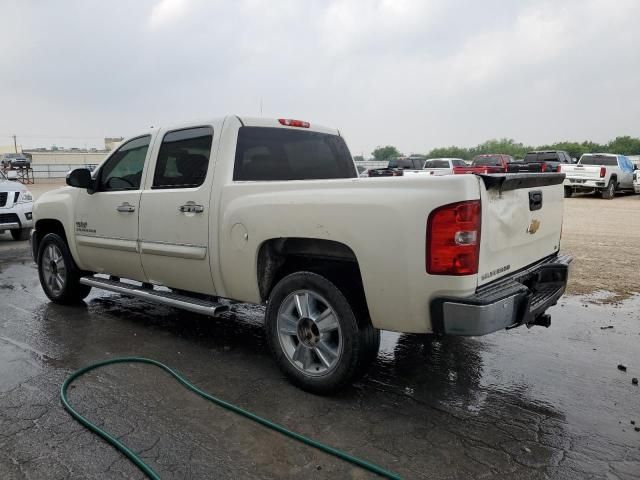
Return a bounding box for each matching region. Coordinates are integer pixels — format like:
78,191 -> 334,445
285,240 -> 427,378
453,154 -> 516,174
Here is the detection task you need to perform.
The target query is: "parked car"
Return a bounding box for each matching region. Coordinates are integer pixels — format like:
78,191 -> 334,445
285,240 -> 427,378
422,158 -> 467,176
508,150 -> 573,173
632,168 -> 640,193
366,166 -> 404,177
32,116 -> 571,394
0,170 -> 34,240
1,153 -> 31,169
387,156 -> 425,170
453,154 -> 518,174
561,153 -> 636,199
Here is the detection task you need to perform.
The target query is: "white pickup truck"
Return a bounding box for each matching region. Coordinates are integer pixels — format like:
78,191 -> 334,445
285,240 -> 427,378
32,116 -> 571,393
561,153 -> 637,199
422,158 -> 468,176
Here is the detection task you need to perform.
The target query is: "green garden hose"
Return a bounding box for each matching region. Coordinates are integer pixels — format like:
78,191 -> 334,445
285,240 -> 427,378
61,357 -> 401,479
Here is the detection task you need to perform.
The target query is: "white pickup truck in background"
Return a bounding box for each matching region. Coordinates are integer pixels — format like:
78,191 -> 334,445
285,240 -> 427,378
422,158 -> 468,176
561,153 -> 636,199
31,116 -> 571,393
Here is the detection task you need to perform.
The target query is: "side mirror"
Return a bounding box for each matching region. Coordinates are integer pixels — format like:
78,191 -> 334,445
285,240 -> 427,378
66,168 -> 92,189
634,165 -> 638,171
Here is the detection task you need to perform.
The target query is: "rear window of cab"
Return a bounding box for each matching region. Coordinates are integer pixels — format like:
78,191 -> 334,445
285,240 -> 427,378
233,127 -> 356,181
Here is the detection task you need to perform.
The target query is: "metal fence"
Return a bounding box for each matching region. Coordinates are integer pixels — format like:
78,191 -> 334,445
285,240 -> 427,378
31,164 -> 96,179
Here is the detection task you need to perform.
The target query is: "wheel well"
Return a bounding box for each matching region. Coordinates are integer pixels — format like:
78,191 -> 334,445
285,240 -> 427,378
257,238 -> 367,310
34,219 -> 67,249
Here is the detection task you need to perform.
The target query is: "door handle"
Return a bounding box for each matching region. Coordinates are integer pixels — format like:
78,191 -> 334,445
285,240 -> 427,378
116,203 -> 135,213
179,203 -> 204,213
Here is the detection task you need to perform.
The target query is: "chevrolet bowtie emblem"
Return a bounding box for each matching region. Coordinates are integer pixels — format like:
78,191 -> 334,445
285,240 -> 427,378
527,219 -> 541,234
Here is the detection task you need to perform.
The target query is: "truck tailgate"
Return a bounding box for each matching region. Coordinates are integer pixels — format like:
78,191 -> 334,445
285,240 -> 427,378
563,165 -> 600,179
476,174 -> 565,286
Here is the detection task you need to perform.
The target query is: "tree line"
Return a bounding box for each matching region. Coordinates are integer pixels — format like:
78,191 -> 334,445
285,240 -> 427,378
366,136 -> 640,162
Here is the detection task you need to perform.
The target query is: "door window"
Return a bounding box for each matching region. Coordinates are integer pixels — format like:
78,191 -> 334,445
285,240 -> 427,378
99,136 -> 151,191
152,127 -> 213,189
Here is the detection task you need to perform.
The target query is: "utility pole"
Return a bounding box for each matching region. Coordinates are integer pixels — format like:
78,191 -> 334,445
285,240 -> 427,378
13,134 -> 17,153
260,98 -> 263,117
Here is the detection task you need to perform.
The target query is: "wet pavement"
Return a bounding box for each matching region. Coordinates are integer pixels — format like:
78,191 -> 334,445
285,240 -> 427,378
0,244 -> 639,479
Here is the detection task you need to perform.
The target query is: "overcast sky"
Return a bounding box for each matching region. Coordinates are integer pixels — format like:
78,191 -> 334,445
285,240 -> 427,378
1,0 -> 639,155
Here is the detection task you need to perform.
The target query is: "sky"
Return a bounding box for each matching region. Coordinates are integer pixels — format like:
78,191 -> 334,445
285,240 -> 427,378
1,0 -> 639,156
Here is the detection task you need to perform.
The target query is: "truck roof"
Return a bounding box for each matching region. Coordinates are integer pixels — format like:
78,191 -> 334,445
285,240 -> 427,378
138,116 -> 340,139
238,116 -> 339,136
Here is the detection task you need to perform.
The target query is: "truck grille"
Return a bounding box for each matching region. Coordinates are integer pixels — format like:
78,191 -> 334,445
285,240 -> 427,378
0,213 -> 20,225
0,192 -> 6,207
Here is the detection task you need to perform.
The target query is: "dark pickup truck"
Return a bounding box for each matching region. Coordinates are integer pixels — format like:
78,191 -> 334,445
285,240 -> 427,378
453,154 -> 516,174
367,156 -> 425,177
507,151 -> 573,173
0,153 -> 31,169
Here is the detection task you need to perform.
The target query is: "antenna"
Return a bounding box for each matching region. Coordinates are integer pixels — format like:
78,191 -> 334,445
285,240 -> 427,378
260,98 -> 263,117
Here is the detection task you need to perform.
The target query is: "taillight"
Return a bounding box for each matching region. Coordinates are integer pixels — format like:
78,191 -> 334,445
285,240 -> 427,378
599,167 -> 606,178
557,164 -> 562,172
426,200 -> 481,275
541,163 -> 547,172
278,118 -> 310,128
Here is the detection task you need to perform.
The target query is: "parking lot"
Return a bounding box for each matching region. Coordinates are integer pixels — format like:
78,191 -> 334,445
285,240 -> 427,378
0,185 -> 639,479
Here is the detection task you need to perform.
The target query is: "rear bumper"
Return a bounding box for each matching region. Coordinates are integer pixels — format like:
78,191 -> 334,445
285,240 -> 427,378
564,178 -> 605,189
431,254 -> 572,336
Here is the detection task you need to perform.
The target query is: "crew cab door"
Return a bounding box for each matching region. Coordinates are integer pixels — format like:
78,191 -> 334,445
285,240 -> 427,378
139,126 -> 218,295
74,135 -> 152,281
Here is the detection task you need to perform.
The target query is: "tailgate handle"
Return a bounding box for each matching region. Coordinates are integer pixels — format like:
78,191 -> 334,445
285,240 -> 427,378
529,191 -> 543,211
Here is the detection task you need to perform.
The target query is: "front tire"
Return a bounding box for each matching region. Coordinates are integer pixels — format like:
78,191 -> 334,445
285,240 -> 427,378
266,271 -> 379,395
37,233 -> 91,304
11,228 -> 31,241
601,180 -> 616,199
563,187 -> 573,198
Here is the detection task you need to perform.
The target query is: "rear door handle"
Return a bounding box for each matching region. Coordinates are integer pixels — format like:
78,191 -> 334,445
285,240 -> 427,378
116,203 -> 135,213
179,203 -> 204,213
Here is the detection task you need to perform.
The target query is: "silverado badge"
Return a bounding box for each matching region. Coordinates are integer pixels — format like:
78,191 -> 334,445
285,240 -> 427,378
527,219 -> 541,235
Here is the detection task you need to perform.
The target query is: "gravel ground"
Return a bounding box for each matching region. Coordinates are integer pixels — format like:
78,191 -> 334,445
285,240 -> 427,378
561,192 -> 640,302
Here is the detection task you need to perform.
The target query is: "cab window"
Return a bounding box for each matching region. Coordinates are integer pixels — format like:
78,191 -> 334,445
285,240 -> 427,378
152,127 -> 213,189
99,136 -> 151,191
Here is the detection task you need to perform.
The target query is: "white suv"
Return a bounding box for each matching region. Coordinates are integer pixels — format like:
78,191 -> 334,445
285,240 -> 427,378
0,170 -> 34,240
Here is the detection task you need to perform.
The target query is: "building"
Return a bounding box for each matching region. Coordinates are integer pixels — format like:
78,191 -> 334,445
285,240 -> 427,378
0,144 -> 22,154
105,137 -> 124,151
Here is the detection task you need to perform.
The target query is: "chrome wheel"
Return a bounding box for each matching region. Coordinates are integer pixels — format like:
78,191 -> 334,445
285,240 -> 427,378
41,244 -> 66,296
277,290 -> 343,376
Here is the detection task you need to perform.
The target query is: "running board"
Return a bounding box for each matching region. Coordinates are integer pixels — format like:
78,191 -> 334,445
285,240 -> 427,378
80,276 -> 229,317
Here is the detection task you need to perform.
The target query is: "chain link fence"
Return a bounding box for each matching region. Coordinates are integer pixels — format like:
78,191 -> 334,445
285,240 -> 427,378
31,164 -> 97,179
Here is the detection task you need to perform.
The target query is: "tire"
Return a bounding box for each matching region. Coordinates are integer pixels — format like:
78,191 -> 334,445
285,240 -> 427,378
265,271 -> 380,395
37,233 -> 91,304
601,180 -> 616,199
563,187 -> 573,198
10,227 -> 31,241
